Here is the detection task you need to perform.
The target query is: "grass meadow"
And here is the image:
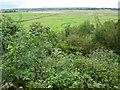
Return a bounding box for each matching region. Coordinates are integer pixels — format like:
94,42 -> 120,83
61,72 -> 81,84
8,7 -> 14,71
2,10 -> 118,32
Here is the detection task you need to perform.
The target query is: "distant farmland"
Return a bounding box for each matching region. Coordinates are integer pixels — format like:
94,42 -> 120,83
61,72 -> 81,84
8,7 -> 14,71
2,10 -> 118,32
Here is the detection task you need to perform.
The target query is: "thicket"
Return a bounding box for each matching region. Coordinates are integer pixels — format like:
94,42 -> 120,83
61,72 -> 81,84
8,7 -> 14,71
1,15 -> 120,89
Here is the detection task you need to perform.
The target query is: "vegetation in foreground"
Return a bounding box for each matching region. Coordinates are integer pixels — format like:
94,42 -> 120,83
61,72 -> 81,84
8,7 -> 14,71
1,15 -> 120,89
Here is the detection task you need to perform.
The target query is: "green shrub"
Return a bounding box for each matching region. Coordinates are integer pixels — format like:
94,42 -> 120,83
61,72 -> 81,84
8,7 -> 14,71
93,20 -> 119,55
88,49 -> 118,62
58,21 -> 94,55
2,22 -> 57,87
2,15 -> 22,53
73,55 -> 119,88
76,21 -> 94,36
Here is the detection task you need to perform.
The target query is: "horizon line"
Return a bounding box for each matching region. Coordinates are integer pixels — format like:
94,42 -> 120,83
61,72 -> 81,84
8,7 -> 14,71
1,7 -> 119,10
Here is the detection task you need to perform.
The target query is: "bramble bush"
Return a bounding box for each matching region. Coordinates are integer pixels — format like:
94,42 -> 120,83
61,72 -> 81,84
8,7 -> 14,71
2,16 -> 119,89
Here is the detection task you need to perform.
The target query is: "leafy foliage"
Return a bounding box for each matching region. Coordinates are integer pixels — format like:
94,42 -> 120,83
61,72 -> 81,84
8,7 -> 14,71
2,15 -> 22,53
2,16 -> 119,89
93,20 -> 120,55
58,21 -> 94,55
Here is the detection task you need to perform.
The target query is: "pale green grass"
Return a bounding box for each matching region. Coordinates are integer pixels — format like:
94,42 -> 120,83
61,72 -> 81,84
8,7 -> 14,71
2,10 -> 118,32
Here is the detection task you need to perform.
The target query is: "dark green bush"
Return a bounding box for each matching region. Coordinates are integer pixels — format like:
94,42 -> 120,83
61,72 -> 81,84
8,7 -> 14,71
76,21 -> 94,36
93,20 -> 120,55
58,21 -> 94,55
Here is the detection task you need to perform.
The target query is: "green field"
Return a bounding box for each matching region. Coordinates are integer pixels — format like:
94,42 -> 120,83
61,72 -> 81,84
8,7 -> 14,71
2,10 -> 118,32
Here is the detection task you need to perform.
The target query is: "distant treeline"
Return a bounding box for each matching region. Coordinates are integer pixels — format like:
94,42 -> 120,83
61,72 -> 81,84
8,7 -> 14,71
1,7 -> 119,12
1,9 -> 25,13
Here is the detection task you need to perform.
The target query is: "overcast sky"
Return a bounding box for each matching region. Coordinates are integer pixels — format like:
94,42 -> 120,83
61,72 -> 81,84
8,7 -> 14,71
0,0 -> 119,9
